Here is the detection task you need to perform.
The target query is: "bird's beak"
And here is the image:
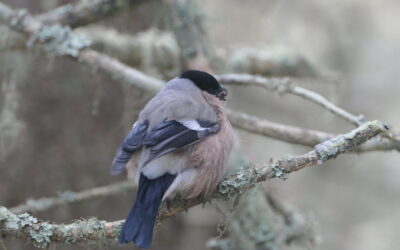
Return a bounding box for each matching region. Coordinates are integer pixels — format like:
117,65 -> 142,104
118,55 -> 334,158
216,87 -> 228,101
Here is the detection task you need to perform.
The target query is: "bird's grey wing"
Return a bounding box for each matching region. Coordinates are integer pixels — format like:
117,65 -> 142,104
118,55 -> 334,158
142,119 -> 220,165
111,120 -> 149,175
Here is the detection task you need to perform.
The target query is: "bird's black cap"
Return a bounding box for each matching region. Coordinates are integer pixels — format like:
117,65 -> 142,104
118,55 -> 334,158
180,70 -> 227,100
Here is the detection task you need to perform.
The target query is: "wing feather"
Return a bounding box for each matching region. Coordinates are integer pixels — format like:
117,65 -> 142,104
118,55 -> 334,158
143,119 -> 220,165
111,120 -> 149,175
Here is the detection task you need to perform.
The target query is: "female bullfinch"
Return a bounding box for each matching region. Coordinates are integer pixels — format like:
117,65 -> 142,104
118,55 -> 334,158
111,70 -> 235,248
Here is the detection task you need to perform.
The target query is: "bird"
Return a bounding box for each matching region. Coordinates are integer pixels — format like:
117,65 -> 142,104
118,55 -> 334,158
111,70 -> 235,248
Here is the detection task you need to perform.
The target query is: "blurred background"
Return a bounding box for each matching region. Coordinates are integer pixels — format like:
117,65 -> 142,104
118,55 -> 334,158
1,0 -> 399,249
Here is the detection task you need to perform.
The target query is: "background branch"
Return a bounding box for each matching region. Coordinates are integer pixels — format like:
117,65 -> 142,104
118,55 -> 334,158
226,107 -> 399,152
218,74 -> 363,126
36,0 -> 150,28
77,25 -> 328,79
10,181 -> 135,214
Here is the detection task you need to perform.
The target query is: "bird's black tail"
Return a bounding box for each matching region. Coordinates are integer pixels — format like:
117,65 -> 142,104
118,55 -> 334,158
119,173 -> 176,248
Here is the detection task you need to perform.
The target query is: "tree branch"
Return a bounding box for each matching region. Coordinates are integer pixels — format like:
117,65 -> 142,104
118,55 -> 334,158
226,109 -> 399,152
0,120 -> 388,247
0,206 -> 121,248
162,0 -> 216,70
75,26 -> 182,79
226,109 -> 334,146
218,73 -> 364,126
36,0 -> 151,28
10,181 -> 135,214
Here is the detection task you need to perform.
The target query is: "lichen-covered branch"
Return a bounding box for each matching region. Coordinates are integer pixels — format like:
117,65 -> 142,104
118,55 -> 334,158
162,0 -> 216,70
218,73 -> 364,126
36,0 -> 150,28
10,181 -> 135,214
0,206 -> 120,248
227,47 -> 326,78
0,120 -> 388,248
76,26 -> 182,79
79,49 -> 164,93
78,25 -> 327,79
0,0 -> 151,54
0,3 -> 164,93
226,109 -> 399,152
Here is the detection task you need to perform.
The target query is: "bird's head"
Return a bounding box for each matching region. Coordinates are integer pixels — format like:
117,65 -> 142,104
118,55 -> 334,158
180,70 -> 227,101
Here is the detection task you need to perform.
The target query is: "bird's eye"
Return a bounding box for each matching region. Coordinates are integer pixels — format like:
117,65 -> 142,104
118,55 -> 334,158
216,87 -> 228,101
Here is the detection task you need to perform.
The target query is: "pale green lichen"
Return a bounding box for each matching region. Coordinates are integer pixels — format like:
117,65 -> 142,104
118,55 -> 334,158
272,167 -> 288,180
315,120 -> 387,162
0,206 -> 19,230
0,206 -> 54,248
248,224 -> 276,243
27,223 -> 53,248
217,167 -> 264,199
206,238 -> 235,250
9,9 -> 28,29
27,24 -> 91,57
55,4 -> 74,16
58,218 -> 106,244
109,222 -> 122,240
0,206 -> 111,248
17,213 -> 38,226
279,154 -> 295,162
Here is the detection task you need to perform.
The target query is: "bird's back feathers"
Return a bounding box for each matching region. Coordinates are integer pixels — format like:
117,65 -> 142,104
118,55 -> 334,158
111,78 -> 221,175
139,78 -> 218,127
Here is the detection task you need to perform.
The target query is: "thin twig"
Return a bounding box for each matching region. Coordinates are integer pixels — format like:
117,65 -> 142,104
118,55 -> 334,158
226,109 -> 335,146
226,109 -> 399,152
10,181 -> 135,214
217,74 -> 364,126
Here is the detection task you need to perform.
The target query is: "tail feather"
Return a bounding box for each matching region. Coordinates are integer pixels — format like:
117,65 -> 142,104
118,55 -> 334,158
119,173 -> 176,248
